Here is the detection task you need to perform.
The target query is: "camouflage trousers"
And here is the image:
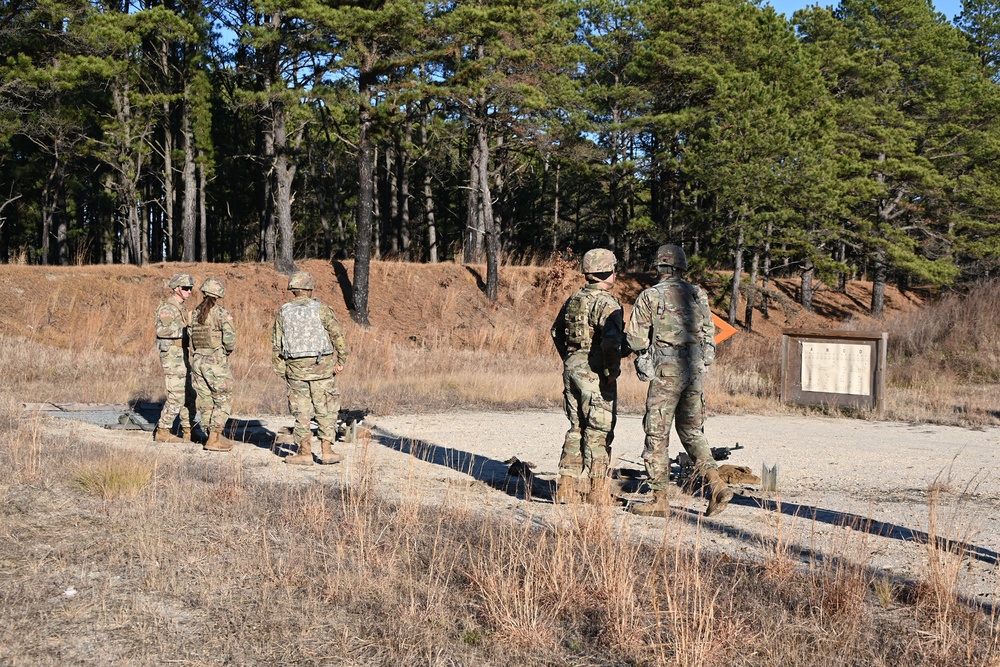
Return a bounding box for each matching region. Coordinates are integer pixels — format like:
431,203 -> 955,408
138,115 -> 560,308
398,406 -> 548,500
560,367 -> 617,479
157,346 -> 196,431
287,376 -> 340,444
643,367 -> 715,491
191,349 -> 233,432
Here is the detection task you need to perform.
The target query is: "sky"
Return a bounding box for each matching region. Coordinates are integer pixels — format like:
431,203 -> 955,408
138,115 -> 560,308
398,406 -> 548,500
763,0 -> 965,23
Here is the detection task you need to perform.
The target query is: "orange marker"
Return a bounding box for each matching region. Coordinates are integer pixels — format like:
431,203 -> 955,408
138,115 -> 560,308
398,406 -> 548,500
712,314 -> 738,345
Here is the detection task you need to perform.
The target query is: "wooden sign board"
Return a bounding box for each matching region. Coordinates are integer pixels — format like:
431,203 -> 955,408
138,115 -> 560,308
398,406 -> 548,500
780,329 -> 887,417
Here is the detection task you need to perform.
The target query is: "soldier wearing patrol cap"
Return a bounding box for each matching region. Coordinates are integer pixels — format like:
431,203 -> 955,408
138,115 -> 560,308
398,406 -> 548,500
625,244 -> 733,517
550,249 -> 625,503
272,271 -> 349,466
153,273 -> 198,443
190,277 -> 237,452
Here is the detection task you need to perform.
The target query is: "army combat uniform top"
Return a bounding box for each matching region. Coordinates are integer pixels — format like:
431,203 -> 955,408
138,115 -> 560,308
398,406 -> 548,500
154,295 -> 195,432
626,275 -> 716,490
272,296 -> 349,445
551,284 -> 624,481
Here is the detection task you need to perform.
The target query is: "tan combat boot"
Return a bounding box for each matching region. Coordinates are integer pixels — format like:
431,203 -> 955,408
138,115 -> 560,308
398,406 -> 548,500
629,488 -> 672,516
204,431 -> 233,452
182,428 -> 193,442
555,476 -> 581,504
284,440 -> 314,465
704,468 -> 734,517
586,463 -> 612,505
319,440 -> 343,465
154,428 -> 184,444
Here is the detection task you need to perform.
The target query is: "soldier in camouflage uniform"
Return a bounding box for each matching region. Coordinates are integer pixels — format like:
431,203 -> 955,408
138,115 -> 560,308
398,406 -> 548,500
189,277 -> 237,452
626,244 -> 733,517
154,273 -> 198,443
272,271 -> 349,466
551,248 -> 624,503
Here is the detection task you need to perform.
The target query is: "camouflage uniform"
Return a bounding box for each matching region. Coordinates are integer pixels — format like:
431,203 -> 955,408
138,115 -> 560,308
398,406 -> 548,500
551,253 -> 624,486
272,295 -> 349,446
626,268 -> 717,491
190,286 -> 236,435
155,294 -> 197,433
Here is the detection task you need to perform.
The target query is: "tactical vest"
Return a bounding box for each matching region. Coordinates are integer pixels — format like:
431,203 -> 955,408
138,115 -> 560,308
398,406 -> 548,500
563,289 -> 600,352
280,299 -> 335,359
652,280 -> 701,347
190,310 -> 223,351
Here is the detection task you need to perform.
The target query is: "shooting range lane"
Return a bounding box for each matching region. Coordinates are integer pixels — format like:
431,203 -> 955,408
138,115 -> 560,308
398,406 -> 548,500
373,411 -> 1000,600
32,405 -> 1000,602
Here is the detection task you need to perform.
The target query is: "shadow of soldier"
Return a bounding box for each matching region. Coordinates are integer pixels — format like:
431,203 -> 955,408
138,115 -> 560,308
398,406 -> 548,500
371,426 -> 556,502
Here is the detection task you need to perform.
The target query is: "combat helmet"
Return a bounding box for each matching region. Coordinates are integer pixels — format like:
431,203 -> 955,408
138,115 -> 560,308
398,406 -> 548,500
581,248 -> 616,274
168,273 -> 194,289
655,244 -> 687,272
200,277 -> 225,298
288,271 -> 315,291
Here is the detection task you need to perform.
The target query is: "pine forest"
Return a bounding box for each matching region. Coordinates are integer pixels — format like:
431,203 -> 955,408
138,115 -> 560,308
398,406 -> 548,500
2,0 -> 1000,322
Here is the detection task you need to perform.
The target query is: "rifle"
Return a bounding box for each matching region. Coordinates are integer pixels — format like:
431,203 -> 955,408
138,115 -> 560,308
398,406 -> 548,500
671,443 -> 744,481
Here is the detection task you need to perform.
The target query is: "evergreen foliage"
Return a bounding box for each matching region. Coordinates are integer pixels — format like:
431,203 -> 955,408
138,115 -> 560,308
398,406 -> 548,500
1,0 -> 998,317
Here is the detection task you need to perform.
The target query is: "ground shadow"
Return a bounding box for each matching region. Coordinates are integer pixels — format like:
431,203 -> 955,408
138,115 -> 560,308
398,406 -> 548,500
464,266 -> 487,294
331,260 -> 356,312
372,426 -> 555,501
668,493 -> 1000,567
223,418 -> 280,452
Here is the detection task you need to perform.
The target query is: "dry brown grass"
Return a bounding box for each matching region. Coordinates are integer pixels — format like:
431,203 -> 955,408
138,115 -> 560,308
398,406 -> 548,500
3,259 -> 996,427
2,263 -> 1000,664
1,396 -> 998,666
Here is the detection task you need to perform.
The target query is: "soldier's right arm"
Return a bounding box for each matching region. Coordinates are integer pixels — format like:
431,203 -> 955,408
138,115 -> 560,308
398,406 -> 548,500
271,314 -> 286,377
625,291 -> 655,353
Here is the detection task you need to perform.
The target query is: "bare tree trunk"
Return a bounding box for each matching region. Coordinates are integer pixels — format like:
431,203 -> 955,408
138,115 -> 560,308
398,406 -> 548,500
464,132 -> 483,264
181,93 -> 197,262
836,240 -> 847,293
162,109 -> 174,259
727,224 -> 744,325
372,145 -> 381,260
801,257 -> 815,312
399,119 -> 411,261
386,145 -> 397,255
41,158 -> 57,265
552,161 -> 560,254
259,115 -> 276,263
871,247 -> 887,318
272,99 -> 297,274
198,149 -> 207,262
352,66 -> 375,327
420,106 -> 437,263
761,221 -> 772,320
745,249 -> 759,333
159,40 -> 175,261
475,115 -> 499,302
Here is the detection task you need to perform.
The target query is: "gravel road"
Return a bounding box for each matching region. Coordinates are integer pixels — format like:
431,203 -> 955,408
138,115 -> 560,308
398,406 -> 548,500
44,407 -> 1000,603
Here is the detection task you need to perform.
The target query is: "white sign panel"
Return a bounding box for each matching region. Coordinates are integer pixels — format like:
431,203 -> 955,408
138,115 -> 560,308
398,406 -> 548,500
800,342 -> 871,396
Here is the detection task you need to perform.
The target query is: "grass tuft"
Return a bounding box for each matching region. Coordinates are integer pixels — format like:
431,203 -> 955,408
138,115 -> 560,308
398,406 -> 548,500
73,451 -> 155,500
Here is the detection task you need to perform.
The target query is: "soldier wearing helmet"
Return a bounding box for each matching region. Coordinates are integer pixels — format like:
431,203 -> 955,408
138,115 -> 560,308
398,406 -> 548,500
272,271 -> 349,466
153,273 -> 198,443
625,244 -> 733,517
550,248 -> 624,504
189,277 -> 237,452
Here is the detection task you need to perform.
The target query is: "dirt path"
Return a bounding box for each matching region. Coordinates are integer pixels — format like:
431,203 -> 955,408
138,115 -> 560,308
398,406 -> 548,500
43,409 -> 1000,603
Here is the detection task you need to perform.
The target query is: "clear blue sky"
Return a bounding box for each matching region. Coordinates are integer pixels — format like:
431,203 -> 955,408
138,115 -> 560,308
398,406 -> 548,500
764,0 -> 965,23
